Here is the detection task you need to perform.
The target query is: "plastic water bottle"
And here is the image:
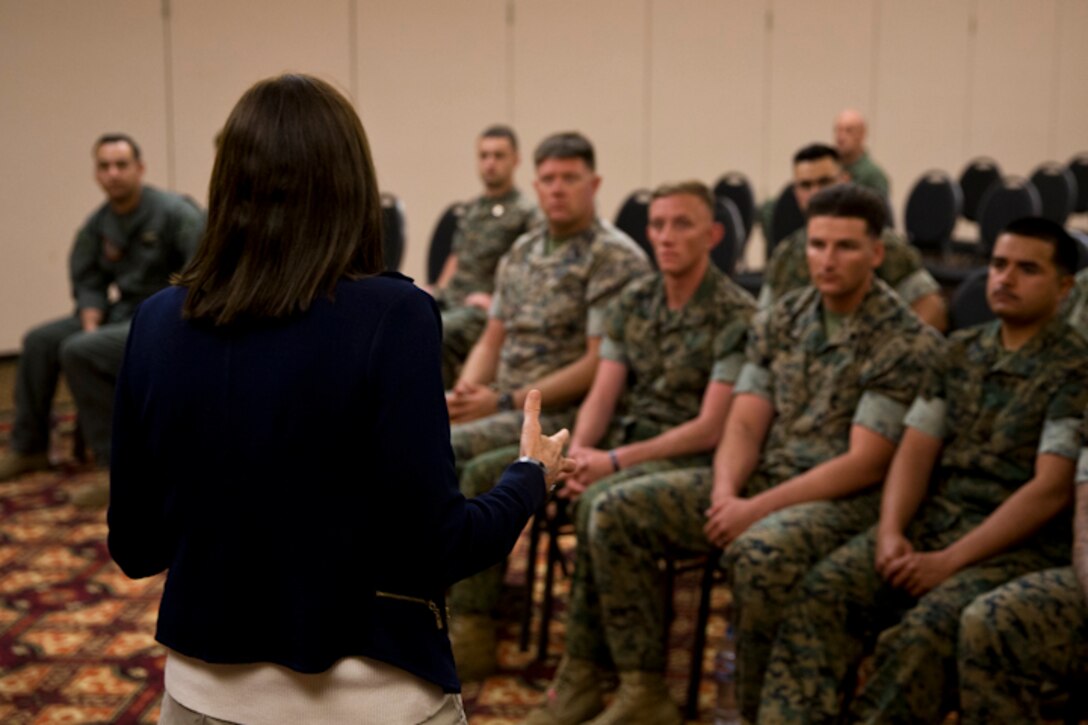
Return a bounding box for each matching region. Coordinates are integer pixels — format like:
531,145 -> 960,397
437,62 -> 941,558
712,622 -> 741,725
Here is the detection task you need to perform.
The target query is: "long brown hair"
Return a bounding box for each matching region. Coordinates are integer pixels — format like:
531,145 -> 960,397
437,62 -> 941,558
177,74 -> 383,324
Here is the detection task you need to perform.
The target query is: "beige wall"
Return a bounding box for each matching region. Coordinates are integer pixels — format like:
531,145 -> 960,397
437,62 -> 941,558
1,0 -> 1086,352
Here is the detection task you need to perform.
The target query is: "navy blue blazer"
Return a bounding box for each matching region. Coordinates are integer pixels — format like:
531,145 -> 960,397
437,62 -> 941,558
107,273 -> 545,692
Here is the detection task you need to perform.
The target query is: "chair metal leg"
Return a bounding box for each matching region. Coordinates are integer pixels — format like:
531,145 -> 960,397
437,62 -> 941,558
685,556 -> 719,719
519,511 -> 544,651
536,525 -> 562,661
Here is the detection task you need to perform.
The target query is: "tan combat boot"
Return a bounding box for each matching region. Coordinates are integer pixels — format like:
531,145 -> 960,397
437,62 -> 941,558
585,671 -> 683,725
524,656 -> 608,725
450,614 -> 498,682
0,451 -> 50,482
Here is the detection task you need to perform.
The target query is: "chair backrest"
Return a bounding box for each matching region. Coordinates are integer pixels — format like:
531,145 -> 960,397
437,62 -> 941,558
948,266 -> 995,332
381,192 -> 405,272
904,170 -> 962,251
977,176 -> 1042,255
1072,230 -> 1088,273
1067,152 -> 1088,213
711,197 -> 743,276
713,172 -> 755,245
769,183 -> 805,255
1029,162 -> 1078,225
614,189 -> 655,265
959,157 -> 1002,222
427,202 -> 463,284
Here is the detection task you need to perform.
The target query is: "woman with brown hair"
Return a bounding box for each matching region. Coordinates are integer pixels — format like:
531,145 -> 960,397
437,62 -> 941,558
107,74 -> 571,724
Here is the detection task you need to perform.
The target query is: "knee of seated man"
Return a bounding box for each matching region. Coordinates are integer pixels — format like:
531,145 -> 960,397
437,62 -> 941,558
958,594 -> 1002,657
58,330 -> 96,370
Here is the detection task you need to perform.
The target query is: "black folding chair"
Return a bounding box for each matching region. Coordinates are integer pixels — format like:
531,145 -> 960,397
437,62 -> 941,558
380,193 -> 405,272
427,202 -> 463,284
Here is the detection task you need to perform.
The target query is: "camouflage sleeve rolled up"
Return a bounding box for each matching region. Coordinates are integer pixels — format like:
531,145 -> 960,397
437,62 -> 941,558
711,316 -> 751,384
584,223 -> 651,337
599,287 -> 634,365
903,336 -> 953,439
489,249 -> 514,321
1039,377 -> 1088,460
877,231 -> 940,305
760,229 -> 808,306
1065,267 -> 1088,338
852,317 -> 943,443
734,307 -> 774,401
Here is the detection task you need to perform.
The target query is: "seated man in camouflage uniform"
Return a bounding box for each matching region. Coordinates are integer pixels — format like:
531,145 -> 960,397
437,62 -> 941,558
528,185 -> 939,725
521,179 -> 757,711
759,217 -> 1088,724
954,269 -> 1088,725
445,132 -> 649,679
429,125 -> 537,387
956,440 -> 1088,725
759,143 -> 947,331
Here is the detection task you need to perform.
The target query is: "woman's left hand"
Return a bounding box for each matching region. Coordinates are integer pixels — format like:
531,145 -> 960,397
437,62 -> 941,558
519,389 -> 575,488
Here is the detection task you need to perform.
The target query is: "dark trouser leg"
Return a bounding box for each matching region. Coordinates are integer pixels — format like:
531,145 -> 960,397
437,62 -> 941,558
59,320 -> 130,464
11,316 -> 82,455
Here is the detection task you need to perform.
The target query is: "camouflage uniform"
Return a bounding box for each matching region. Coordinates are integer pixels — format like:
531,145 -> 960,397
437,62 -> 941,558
955,433 -> 1088,724
844,151 -> 890,198
569,280 -> 936,690
957,566 -> 1087,724
437,189 -> 537,387
557,266 -> 755,656
758,227 -> 940,310
759,317 -> 1088,725
1064,266 -> 1088,337
449,219 -> 649,615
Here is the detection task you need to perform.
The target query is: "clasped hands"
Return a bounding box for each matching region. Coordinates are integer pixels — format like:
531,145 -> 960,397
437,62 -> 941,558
446,381 -> 500,424
874,529 -> 957,596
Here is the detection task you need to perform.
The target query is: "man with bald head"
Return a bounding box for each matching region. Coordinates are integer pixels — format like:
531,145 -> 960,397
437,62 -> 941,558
834,108 -> 889,198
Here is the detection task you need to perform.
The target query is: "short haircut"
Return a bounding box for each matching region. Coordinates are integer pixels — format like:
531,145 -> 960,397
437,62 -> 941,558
806,184 -> 886,237
1000,216 -> 1080,276
651,180 -> 715,216
533,131 -> 595,170
94,133 -> 141,161
793,143 -> 840,166
177,74 -> 383,325
480,124 -> 518,152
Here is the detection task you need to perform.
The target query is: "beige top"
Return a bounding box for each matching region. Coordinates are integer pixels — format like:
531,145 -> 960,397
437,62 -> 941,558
165,648 -> 454,724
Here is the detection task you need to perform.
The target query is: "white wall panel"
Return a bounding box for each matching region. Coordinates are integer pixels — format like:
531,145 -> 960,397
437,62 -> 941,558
1054,0 -> 1088,160
356,0 -> 509,281
765,0 -> 876,199
873,0 -> 971,223
647,0 -> 768,193
511,0 -> 648,224
968,0 -> 1057,175
170,0 -> 353,209
0,0 -> 167,353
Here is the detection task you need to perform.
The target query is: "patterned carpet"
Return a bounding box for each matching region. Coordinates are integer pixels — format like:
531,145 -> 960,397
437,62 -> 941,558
0,408 -> 728,724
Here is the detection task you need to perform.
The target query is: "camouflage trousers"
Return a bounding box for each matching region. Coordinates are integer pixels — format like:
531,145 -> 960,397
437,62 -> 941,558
448,407 -> 576,615
725,487 -> 881,722
440,305 -> 487,389
758,508 -> 1064,725
566,466 -> 716,672
958,566 -> 1088,725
